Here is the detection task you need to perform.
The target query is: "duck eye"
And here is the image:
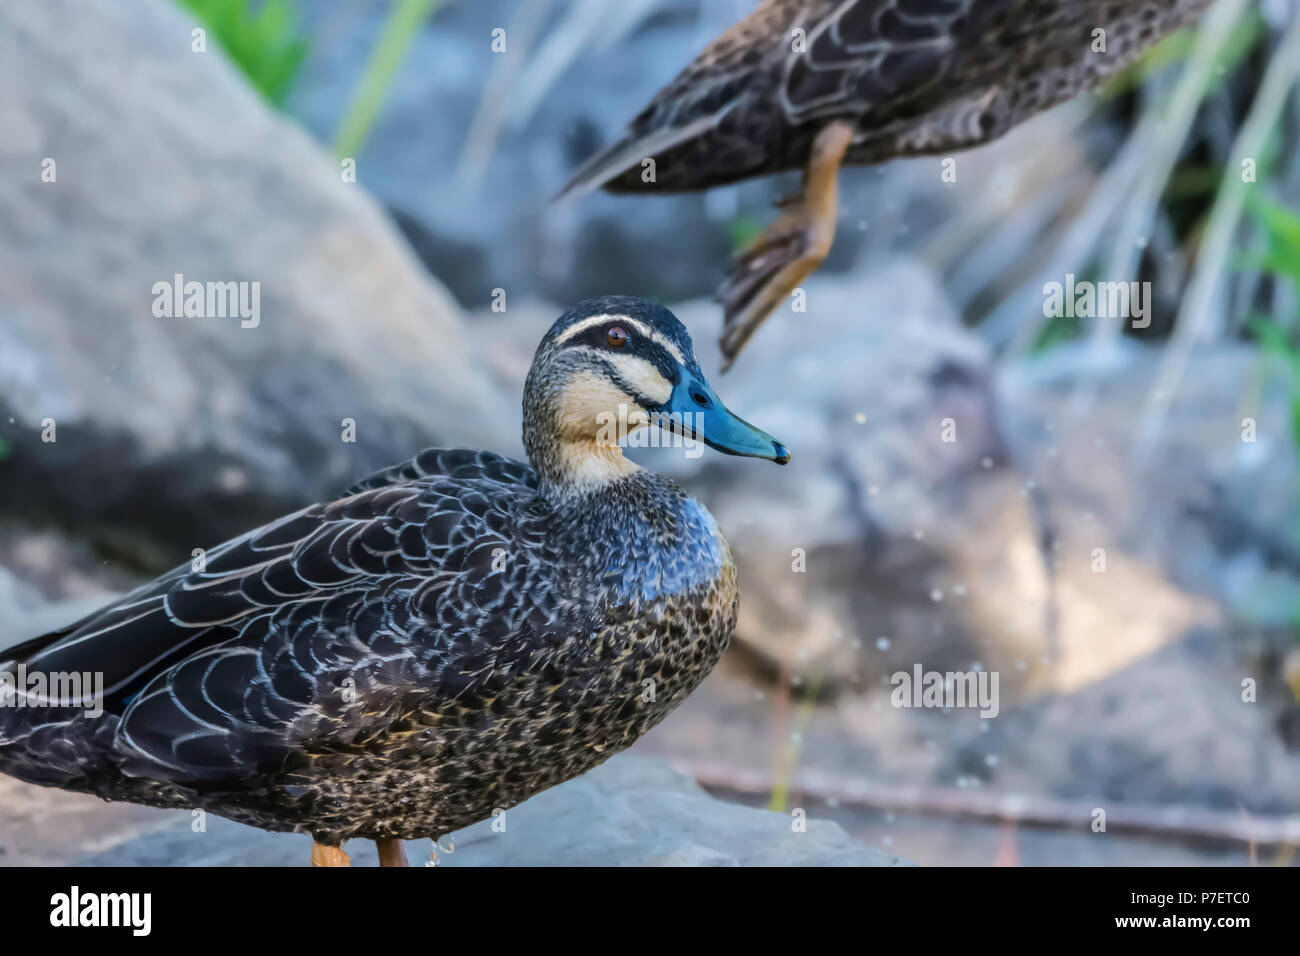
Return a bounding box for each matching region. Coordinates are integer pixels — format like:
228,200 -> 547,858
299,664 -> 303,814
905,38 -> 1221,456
606,326 -> 630,348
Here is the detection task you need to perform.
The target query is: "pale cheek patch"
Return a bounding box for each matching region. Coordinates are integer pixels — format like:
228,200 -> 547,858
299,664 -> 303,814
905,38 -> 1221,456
556,370 -> 645,442
554,370 -> 646,486
605,354 -> 673,406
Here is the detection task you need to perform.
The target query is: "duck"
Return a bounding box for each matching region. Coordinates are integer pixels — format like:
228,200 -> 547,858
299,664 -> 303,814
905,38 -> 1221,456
559,0 -> 1213,369
0,296 -> 787,867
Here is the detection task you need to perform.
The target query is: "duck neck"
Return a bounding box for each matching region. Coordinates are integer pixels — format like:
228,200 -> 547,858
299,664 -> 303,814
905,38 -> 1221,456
522,378 -> 643,505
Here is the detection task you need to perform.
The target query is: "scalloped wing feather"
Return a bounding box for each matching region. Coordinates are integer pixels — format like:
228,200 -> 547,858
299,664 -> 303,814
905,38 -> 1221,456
3,449 -> 580,785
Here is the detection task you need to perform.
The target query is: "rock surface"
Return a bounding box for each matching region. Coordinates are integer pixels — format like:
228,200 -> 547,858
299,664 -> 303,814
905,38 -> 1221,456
439,756 -> 904,866
997,340 -> 1300,632
0,0 -> 514,565
0,755 -> 903,867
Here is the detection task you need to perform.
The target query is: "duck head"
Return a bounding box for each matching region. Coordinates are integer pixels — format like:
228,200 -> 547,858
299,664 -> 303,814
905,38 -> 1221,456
523,296 -> 788,496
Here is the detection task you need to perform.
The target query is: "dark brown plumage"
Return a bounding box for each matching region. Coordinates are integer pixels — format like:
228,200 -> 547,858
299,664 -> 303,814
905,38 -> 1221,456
560,0 -> 1214,366
0,297 -> 786,866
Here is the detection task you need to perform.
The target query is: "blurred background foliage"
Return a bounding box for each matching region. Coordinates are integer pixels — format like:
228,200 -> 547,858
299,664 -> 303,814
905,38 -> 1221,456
177,0 -> 309,104
186,1 -> 1300,513
185,0 -> 1300,348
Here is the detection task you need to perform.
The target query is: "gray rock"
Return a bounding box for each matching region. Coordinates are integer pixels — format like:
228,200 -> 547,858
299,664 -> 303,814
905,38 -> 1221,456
996,340 -> 1300,630
440,756 -> 905,866
0,0 -> 514,564
26,756 -> 903,867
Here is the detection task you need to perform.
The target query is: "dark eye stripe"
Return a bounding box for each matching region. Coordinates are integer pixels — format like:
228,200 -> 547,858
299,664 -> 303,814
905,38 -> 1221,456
566,340 -> 681,388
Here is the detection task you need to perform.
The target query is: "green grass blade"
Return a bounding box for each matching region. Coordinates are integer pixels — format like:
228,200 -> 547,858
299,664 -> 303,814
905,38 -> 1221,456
333,0 -> 443,159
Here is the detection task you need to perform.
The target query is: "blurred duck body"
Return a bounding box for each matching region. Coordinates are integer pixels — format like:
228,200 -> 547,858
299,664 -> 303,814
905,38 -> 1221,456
561,0 -> 1214,367
0,297 -> 787,866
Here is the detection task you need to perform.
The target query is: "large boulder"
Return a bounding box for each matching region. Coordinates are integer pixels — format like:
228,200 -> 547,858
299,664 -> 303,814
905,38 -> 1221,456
996,339 -> 1300,632
0,0 -> 514,565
